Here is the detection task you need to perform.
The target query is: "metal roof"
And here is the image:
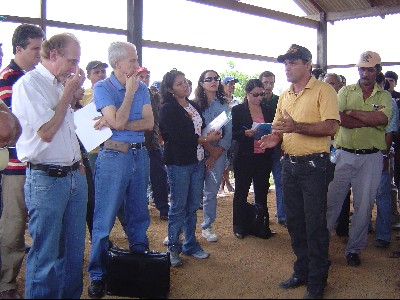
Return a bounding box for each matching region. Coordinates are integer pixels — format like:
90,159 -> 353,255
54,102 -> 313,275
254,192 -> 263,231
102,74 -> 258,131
294,0 -> 400,22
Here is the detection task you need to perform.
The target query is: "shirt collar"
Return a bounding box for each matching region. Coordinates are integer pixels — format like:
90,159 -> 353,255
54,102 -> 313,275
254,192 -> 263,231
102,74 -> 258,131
36,63 -> 59,85
109,72 -> 125,91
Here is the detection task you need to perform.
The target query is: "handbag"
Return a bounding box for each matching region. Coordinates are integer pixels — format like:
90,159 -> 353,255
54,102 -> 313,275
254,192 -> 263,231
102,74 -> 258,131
106,245 -> 171,299
244,202 -> 272,239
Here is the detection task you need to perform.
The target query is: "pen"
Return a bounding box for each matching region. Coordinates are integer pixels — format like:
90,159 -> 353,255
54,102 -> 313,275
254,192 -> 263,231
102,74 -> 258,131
242,126 -> 249,130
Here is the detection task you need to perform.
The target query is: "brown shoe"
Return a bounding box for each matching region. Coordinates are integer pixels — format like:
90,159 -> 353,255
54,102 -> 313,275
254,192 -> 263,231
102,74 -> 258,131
0,289 -> 22,299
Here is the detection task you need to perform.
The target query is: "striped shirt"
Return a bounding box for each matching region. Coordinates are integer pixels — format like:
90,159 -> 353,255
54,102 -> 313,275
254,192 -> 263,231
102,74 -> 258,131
0,59 -> 26,175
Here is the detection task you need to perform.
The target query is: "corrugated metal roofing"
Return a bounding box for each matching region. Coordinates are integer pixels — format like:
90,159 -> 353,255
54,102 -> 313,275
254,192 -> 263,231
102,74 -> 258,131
294,0 -> 400,21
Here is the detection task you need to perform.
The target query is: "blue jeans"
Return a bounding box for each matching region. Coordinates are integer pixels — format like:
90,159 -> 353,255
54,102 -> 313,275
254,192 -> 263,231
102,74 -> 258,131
282,155 -> 333,295
167,161 -> 205,255
24,168 -> 87,299
148,149 -> 169,216
202,151 -> 227,229
272,147 -> 285,222
375,169 -> 391,242
88,147 -> 150,281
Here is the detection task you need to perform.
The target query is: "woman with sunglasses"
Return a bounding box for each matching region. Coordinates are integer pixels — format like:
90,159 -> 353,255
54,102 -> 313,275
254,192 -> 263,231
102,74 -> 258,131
231,79 -> 275,239
159,69 -> 221,267
193,70 -> 232,243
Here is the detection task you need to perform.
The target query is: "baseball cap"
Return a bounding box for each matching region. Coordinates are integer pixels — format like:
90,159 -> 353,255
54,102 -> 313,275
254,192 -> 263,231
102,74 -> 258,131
137,66 -> 150,74
151,81 -> 161,90
355,51 -> 381,68
385,71 -> 398,83
277,44 -> 312,63
86,60 -> 108,74
222,76 -> 239,85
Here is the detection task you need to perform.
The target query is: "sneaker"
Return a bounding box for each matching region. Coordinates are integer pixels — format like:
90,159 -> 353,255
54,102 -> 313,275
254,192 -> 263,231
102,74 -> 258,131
169,251 -> 183,267
346,253 -> 361,267
88,280 -> 105,299
202,227 -> 218,242
191,249 -> 210,259
0,289 -> 22,299
163,236 -> 169,246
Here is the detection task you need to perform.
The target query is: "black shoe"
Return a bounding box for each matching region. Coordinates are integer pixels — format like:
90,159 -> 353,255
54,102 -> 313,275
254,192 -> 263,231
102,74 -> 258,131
346,253 -> 361,267
375,239 -> 390,249
303,291 -> 323,299
279,275 -> 307,289
88,280 -> 105,299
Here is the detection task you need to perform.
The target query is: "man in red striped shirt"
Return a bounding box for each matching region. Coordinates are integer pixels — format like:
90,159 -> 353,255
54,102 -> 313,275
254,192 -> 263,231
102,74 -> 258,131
0,24 -> 44,299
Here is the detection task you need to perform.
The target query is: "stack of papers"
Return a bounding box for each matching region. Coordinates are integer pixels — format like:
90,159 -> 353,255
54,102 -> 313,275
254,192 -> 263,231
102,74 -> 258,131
202,111 -> 231,136
251,122 -> 272,140
74,102 -> 113,152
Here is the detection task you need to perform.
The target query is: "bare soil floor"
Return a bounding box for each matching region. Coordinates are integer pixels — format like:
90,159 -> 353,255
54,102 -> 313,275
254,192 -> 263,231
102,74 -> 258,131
18,188 -> 400,299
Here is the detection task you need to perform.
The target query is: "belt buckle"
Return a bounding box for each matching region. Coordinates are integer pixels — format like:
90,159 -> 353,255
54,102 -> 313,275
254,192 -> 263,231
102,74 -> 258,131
289,155 -> 298,164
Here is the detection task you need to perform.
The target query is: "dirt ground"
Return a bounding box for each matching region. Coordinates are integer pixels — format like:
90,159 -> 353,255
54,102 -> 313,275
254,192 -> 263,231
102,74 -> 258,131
17,187 -> 400,299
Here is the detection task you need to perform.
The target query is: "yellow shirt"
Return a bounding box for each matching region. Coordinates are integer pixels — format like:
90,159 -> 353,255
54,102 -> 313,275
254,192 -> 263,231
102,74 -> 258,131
275,76 -> 340,156
81,87 -> 93,106
333,82 -> 392,150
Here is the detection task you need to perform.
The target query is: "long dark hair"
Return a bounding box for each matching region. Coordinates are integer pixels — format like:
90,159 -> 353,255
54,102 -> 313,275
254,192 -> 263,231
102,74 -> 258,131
193,69 -> 226,112
160,69 -> 186,105
243,79 -> 264,103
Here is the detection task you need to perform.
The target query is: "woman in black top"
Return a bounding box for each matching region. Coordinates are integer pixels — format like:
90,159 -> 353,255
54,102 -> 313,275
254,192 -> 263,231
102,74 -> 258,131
231,79 -> 275,239
159,69 -> 220,267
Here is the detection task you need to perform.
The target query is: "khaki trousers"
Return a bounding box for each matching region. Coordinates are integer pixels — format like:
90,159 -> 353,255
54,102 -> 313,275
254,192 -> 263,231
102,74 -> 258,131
0,175 -> 27,291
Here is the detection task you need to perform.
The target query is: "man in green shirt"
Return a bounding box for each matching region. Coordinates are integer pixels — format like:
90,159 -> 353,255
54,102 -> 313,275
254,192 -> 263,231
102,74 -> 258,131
326,51 -> 393,267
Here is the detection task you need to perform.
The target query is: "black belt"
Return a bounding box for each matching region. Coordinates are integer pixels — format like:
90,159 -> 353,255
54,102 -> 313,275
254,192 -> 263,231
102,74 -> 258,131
338,147 -> 380,155
130,142 -> 145,149
27,161 -> 80,177
283,152 -> 329,163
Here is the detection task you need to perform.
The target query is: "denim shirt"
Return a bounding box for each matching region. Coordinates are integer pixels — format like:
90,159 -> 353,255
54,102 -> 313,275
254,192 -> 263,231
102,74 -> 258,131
202,98 -> 232,151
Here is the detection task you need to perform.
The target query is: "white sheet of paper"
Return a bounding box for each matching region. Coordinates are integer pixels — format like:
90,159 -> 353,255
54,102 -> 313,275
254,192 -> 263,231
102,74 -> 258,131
202,111 -> 230,136
74,102 -> 112,152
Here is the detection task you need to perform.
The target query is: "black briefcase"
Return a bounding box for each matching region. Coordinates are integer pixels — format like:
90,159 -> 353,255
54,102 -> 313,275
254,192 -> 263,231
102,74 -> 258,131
106,246 -> 171,299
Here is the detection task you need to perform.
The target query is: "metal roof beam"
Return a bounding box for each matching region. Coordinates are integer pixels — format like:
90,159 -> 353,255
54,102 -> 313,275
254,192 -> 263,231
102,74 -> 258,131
187,0 -> 320,29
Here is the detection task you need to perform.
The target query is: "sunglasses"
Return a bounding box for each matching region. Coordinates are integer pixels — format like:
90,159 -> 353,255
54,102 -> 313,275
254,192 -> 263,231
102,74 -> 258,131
250,92 -> 265,98
203,76 -> 221,83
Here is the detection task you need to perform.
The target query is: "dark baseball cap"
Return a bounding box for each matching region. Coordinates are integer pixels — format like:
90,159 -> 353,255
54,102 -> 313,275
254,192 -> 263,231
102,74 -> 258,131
86,60 -> 108,74
277,44 -> 312,63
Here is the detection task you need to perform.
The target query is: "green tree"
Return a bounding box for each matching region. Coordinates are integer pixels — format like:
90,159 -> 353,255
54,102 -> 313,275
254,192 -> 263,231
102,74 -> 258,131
220,60 -> 260,100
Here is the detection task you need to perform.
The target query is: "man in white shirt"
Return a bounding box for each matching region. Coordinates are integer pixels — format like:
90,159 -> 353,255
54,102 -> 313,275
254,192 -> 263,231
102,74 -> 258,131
12,32 -> 87,299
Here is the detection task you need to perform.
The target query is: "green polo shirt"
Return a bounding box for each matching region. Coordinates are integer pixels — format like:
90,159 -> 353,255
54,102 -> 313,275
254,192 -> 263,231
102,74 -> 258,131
333,82 -> 392,150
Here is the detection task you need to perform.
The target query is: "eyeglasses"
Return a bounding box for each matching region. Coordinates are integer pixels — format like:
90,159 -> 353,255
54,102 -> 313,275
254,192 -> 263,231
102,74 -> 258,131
203,76 -> 221,83
250,92 -> 265,98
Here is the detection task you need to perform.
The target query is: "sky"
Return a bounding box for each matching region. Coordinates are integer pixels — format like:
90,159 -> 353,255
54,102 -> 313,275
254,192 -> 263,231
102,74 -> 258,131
1,0 -> 400,95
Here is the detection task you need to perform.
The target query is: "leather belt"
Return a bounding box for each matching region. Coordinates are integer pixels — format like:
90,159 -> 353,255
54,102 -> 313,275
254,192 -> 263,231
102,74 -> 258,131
27,161 -> 80,177
283,152 -> 329,163
338,147 -> 380,155
130,142 -> 145,149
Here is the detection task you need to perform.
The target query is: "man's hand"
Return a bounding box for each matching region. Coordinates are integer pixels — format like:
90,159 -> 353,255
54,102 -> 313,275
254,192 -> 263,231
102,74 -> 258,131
273,110 -> 296,134
93,116 -> 109,130
259,132 -> 281,150
125,71 -> 139,98
64,66 -> 85,103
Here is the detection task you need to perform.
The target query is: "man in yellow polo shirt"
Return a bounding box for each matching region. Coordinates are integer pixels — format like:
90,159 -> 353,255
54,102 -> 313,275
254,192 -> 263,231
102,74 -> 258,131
326,51 -> 392,268
260,44 -> 340,299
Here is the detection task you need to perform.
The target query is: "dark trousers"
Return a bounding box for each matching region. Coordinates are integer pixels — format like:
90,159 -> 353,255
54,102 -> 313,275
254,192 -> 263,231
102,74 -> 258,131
148,149 -> 170,216
83,154 -> 95,239
281,155 -> 333,294
335,191 -> 351,237
233,152 -> 272,234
